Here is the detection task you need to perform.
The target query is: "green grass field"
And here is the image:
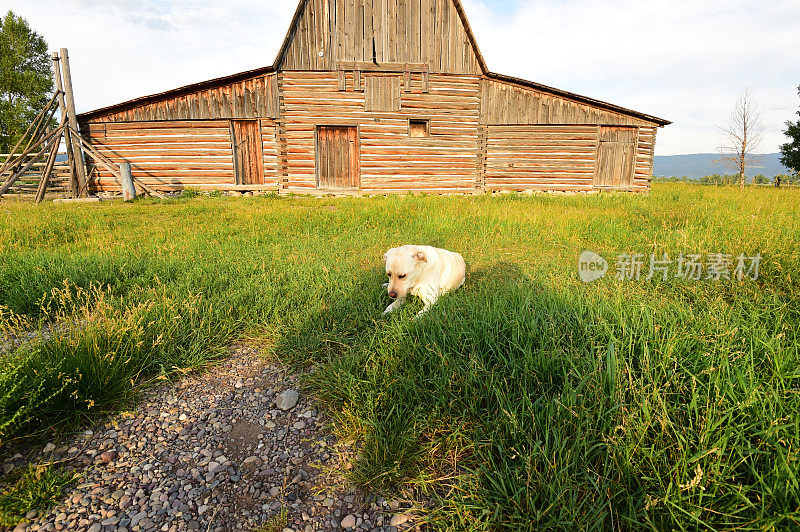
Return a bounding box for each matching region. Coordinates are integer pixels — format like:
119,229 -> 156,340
1,183 -> 799,530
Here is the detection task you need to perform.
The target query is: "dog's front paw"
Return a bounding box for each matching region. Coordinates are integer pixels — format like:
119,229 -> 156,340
381,282 -> 389,288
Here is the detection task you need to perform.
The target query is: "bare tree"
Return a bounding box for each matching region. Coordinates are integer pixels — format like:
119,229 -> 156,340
716,88 -> 764,187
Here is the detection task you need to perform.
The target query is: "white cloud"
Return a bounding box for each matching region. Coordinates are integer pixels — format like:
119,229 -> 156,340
3,0 -> 798,155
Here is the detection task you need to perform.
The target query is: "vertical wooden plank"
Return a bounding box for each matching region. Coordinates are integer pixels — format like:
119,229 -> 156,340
412,0 -> 421,64
332,127 -> 340,187
317,126 -> 324,187
253,120 -> 265,185
373,0 -> 381,62
322,0 -> 331,69
354,0 -> 364,62
59,48 -> 89,196
350,126 -> 360,188
332,0 -> 341,67
345,0 -> 354,62
314,126 -> 321,187
440,0 -> 449,72
434,0 -> 443,72
299,0 -> 310,68
381,0 -> 389,63
364,0 -> 373,62
422,0 -> 432,66
387,0 -> 396,63
448,3 -> 457,72
231,121 -> 241,185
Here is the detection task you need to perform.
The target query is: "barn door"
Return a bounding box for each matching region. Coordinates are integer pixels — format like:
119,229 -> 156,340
315,126 -> 360,189
231,120 -> 264,185
595,127 -> 637,189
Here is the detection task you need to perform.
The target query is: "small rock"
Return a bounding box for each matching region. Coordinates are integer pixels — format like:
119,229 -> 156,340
275,389 -> 299,411
390,513 -> 411,527
340,514 -> 356,529
100,450 -> 118,463
43,443 -> 56,453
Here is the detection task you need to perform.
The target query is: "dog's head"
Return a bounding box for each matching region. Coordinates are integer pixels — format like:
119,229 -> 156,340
383,246 -> 427,299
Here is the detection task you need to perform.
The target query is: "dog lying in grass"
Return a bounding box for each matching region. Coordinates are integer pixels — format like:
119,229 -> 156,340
382,245 -> 466,318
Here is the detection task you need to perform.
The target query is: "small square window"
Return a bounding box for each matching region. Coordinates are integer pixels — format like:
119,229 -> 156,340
409,119 -> 430,138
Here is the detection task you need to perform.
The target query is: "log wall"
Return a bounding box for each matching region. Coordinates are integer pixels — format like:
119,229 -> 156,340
485,125 -> 599,192
633,126 -> 657,192
85,75 -> 280,123
280,0 -> 481,74
281,71 -> 480,194
484,124 -> 657,192
84,120 -> 281,192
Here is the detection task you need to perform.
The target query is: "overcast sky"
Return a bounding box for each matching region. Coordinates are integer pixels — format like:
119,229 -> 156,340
4,0 -> 799,155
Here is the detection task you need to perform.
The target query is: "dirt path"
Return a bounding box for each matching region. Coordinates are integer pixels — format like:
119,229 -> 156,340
3,346 -> 416,532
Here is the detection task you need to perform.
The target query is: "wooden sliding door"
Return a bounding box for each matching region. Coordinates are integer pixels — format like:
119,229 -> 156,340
315,126 -> 360,189
595,126 -> 637,189
231,120 -> 264,185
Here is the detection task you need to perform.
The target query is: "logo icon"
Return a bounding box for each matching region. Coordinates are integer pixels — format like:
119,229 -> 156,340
579,251 -> 608,283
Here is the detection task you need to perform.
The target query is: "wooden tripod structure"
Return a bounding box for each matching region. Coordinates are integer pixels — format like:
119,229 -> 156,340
0,49 -> 165,203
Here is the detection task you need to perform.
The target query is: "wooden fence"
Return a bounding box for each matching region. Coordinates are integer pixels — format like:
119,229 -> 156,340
0,153 -> 71,199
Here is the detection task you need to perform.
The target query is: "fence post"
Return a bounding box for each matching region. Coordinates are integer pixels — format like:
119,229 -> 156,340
60,48 -> 89,197
120,163 -> 136,201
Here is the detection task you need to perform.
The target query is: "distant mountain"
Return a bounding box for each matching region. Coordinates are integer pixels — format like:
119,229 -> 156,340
653,153 -> 791,179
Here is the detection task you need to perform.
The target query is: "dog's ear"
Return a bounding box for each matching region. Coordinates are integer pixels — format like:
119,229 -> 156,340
382,249 -> 392,263
413,250 -> 427,263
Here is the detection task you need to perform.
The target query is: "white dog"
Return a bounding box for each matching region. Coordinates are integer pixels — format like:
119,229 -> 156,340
382,245 -> 466,317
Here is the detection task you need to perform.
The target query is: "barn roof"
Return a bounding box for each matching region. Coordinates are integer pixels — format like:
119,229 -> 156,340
78,0 -> 669,126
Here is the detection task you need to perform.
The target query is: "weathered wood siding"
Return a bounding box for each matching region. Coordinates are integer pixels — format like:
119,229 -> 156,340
84,120 -> 280,192
87,75 -> 279,123
365,75 -> 402,112
481,78 -> 654,127
262,122 -> 281,189
485,124 -> 657,192
281,71 -> 480,194
485,125 -> 600,192
633,126 -> 657,192
280,0 -> 481,74
594,126 -> 637,189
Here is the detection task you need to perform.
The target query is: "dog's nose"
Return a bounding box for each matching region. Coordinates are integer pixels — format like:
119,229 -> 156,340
388,291 -> 398,299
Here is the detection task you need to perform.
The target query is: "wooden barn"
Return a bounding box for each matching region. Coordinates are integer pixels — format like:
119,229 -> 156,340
77,0 -> 670,196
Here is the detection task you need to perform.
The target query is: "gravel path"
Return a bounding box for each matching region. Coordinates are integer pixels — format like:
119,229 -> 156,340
2,346 -> 418,532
